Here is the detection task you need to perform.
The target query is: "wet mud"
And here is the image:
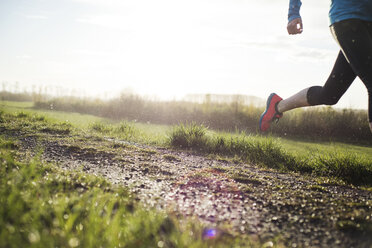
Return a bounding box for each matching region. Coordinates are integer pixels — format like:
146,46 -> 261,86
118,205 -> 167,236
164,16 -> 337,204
6,130 -> 372,248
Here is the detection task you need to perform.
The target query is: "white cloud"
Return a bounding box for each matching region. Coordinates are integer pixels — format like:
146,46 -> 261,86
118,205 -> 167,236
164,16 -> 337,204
294,48 -> 335,61
69,0 -> 125,6
16,55 -> 32,60
24,14 -> 48,19
238,37 -> 336,63
76,14 -> 132,31
72,49 -> 111,57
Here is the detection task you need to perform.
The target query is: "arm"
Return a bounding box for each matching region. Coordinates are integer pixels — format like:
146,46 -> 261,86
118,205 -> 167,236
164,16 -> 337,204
288,0 -> 302,22
287,0 -> 303,35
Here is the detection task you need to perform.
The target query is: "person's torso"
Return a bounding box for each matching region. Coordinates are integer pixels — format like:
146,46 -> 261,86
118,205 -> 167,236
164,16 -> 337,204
330,0 -> 372,24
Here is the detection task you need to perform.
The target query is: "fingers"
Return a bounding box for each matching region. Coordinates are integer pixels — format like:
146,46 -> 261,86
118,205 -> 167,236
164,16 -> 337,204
298,20 -> 303,31
287,18 -> 303,35
298,20 -> 303,32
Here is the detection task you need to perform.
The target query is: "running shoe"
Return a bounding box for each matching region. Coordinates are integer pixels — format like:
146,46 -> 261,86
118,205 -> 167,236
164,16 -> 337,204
259,93 -> 283,132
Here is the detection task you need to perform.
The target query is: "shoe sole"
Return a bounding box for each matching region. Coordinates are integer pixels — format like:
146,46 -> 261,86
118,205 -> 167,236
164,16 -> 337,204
259,93 -> 276,132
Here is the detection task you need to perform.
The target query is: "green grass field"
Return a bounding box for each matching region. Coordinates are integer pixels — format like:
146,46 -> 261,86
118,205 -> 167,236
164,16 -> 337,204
0,101 -> 169,145
2,101 -> 371,161
0,101 -> 105,129
1,100 -> 372,186
279,138 -> 372,161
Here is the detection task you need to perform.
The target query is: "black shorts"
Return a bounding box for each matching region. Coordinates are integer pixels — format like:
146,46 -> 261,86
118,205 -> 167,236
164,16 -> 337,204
307,19 -> 372,122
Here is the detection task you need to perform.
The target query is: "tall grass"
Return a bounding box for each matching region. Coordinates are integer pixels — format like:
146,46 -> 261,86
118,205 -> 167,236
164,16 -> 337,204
169,123 -> 372,186
272,107 -> 370,141
1,89 -> 371,142
0,91 -> 33,102
33,94 -> 371,143
169,122 -> 210,150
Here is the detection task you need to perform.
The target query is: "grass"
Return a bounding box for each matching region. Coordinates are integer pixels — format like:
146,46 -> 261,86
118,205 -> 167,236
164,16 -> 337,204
2,91 -> 372,142
279,138 -> 372,161
1,100 -> 372,246
0,122 -> 260,247
168,124 -> 372,186
89,121 -> 138,140
0,101 -> 168,145
87,121 -> 169,145
1,100 -> 372,186
169,122 -> 210,150
33,93 -> 372,142
0,100 -> 105,129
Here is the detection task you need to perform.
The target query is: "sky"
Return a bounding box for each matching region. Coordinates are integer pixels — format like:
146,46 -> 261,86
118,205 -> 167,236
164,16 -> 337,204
0,0 -> 368,108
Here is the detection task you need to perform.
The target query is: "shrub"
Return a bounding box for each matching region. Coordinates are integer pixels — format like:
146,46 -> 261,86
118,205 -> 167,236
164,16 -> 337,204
169,122 -> 209,149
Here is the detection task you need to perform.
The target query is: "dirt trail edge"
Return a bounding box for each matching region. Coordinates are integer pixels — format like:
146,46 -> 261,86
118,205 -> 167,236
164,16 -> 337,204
9,129 -> 372,248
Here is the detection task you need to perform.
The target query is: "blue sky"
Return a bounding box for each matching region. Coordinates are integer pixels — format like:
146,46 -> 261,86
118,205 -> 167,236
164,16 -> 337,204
0,0 -> 368,109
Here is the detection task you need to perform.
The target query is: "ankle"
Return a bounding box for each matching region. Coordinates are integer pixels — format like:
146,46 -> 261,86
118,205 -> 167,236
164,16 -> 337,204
276,101 -> 283,114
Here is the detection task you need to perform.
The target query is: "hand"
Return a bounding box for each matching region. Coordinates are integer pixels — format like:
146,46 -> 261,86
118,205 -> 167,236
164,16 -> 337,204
287,18 -> 303,35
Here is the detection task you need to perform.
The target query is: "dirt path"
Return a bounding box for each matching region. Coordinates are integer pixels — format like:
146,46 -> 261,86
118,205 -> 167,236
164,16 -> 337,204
9,130 -> 372,248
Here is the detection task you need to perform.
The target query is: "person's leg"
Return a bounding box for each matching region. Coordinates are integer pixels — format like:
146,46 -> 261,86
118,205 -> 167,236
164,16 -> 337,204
276,51 -> 356,113
260,19 -> 372,132
331,19 -> 372,132
275,87 -> 310,113
259,51 -> 355,132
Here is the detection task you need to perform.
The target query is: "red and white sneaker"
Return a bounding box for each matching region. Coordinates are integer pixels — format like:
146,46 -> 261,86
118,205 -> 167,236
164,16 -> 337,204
259,93 -> 283,132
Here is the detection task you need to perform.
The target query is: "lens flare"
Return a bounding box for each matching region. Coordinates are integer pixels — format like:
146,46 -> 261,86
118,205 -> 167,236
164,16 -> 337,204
202,228 -> 217,239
